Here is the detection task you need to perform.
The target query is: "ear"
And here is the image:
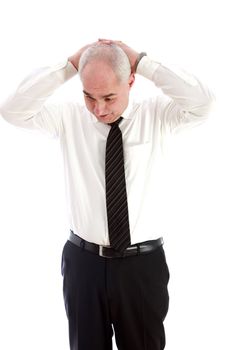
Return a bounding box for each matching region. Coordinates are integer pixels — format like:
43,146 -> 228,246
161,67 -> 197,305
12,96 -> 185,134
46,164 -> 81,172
128,73 -> 135,88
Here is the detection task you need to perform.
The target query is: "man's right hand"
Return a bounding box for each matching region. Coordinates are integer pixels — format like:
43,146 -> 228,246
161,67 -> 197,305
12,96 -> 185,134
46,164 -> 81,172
68,41 -> 99,71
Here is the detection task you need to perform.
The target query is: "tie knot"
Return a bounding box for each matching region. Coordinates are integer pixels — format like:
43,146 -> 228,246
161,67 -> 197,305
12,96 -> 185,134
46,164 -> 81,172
109,117 -> 123,127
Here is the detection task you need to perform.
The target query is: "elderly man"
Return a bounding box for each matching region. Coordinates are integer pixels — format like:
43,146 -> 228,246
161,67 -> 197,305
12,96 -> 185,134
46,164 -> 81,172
0,39 -> 214,350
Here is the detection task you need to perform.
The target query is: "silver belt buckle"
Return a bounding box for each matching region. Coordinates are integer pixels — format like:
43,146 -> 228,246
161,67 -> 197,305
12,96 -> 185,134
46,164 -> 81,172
99,245 -> 110,258
99,245 -> 113,258
99,245 -> 104,257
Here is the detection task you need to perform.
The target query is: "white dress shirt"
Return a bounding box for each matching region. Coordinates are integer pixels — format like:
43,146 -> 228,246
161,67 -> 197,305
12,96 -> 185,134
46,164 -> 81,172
0,56 -> 214,245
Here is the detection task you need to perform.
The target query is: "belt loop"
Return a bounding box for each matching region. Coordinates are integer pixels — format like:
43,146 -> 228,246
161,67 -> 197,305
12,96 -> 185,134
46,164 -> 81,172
136,244 -> 140,255
80,239 -> 85,250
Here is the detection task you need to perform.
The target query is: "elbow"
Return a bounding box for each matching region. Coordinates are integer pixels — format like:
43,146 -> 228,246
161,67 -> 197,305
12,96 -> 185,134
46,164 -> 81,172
0,105 -> 32,128
0,104 -> 10,122
202,86 -> 216,117
0,105 -> 16,124
191,92 -> 216,118
0,98 -> 16,123
0,97 -> 36,128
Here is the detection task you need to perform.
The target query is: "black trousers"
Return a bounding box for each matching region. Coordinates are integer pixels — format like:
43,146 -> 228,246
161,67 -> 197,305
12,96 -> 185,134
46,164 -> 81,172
61,240 -> 170,350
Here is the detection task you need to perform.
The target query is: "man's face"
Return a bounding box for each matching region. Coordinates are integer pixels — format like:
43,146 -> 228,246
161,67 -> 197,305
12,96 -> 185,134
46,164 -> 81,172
81,61 -> 134,124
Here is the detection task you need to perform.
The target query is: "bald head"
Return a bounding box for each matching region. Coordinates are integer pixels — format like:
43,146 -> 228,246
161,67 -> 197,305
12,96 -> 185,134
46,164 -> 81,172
78,44 -> 131,83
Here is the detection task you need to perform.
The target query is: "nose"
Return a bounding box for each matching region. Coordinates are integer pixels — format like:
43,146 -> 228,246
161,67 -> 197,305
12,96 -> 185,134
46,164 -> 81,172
93,100 -> 107,117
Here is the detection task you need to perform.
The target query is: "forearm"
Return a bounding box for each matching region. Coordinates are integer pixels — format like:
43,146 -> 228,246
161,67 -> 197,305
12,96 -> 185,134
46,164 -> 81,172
0,60 -> 77,127
137,56 -> 215,117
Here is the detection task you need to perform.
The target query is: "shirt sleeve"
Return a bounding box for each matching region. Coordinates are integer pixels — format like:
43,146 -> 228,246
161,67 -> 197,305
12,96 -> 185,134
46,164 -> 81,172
0,60 -> 78,138
136,56 -> 216,134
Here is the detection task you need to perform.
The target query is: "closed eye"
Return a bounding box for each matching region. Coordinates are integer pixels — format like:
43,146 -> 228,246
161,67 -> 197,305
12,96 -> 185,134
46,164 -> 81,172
84,94 -> 95,101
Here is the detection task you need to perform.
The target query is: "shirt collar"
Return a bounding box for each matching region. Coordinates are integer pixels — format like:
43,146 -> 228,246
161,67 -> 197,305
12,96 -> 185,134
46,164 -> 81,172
121,99 -> 134,120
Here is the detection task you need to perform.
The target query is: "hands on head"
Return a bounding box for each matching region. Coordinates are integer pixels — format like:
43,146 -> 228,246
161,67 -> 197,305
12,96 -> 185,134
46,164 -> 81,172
68,39 -> 139,73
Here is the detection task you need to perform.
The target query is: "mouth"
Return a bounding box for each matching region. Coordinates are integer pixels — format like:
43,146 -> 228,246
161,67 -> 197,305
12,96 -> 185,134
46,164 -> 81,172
95,113 -> 116,123
98,114 -> 112,120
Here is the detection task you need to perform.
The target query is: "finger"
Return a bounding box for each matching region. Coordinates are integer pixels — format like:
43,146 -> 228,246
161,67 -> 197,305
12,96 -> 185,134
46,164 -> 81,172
98,38 -> 111,43
99,39 -> 123,43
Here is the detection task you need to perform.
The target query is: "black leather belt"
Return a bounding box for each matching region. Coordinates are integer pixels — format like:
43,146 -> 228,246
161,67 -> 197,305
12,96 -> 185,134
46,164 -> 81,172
69,230 -> 164,258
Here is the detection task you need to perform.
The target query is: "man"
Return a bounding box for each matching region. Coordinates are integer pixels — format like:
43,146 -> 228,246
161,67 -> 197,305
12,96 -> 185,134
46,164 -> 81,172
0,39 -> 214,350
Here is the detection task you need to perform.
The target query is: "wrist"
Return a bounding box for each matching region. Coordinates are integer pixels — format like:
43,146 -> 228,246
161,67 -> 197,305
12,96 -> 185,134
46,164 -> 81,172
134,52 -> 147,72
68,56 -> 79,71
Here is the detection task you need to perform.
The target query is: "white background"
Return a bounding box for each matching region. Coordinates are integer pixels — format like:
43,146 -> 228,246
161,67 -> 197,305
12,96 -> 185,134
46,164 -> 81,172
0,0 -> 232,349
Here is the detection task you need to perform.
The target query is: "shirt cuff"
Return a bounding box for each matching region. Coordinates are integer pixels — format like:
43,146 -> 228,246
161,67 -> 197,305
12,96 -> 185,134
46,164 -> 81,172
136,56 -> 161,80
52,59 -> 78,83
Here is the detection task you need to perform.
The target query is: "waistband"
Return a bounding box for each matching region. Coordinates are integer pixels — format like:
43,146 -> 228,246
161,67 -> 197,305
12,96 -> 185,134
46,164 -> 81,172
69,230 -> 164,258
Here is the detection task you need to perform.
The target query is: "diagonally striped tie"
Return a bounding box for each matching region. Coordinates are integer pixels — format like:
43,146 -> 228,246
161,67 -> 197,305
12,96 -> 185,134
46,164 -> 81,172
105,117 -> 131,253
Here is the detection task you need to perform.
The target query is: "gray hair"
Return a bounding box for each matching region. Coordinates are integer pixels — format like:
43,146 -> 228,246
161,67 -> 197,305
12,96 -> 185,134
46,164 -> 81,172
79,44 -> 131,82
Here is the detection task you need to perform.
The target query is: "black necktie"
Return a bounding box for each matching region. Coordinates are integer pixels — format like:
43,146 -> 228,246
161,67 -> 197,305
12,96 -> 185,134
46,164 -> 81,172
105,117 -> 131,252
